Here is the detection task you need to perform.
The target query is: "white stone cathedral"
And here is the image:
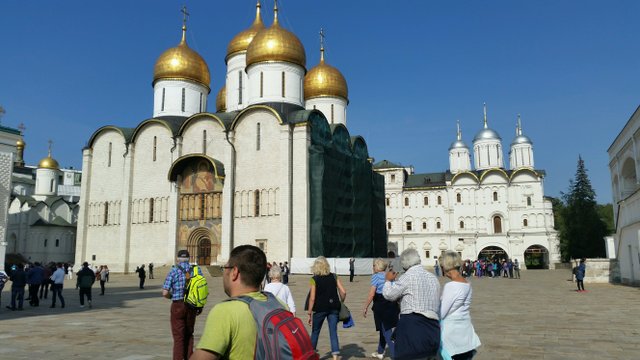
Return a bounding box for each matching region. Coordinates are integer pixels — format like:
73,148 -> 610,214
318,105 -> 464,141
374,106 -> 560,269
75,3 -> 386,272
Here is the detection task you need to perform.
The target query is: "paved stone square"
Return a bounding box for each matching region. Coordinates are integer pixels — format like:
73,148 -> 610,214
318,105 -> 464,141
1,267 -> 638,359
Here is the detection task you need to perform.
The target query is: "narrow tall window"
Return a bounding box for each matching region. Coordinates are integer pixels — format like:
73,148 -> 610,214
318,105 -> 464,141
404,197 -> 409,206
149,198 -> 154,223
422,222 -> 427,230
238,71 -> 243,104
181,88 -> 186,112
493,216 -> 503,233
460,221 -> 465,229
391,174 -> 396,182
104,202 -> 109,225
256,123 -> 261,151
199,93 -> 203,112
423,197 -> 429,206
281,71 -> 286,97
153,136 -> 157,162
493,191 -> 498,201
406,221 -> 412,231
527,196 -> 532,206
331,104 -> 334,123
387,222 -> 392,230
456,193 -> 461,203
437,196 -> 442,205
50,179 -> 54,192
203,130 -> 207,154
436,221 -> 441,229
523,219 -> 528,227
44,239 -> 48,247
260,72 -> 264,97
200,194 -> 206,220
161,88 -> 165,111
254,191 -> 260,217
385,198 -> 390,206
425,250 -> 430,258
55,239 -> 59,247
108,142 -> 112,167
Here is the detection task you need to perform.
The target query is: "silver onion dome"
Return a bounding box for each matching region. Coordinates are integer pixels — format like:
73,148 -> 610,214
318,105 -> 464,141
473,128 -> 501,142
449,139 -> 469,150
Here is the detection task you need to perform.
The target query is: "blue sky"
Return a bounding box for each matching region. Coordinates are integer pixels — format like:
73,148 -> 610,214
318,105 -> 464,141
1,0 -> 639,203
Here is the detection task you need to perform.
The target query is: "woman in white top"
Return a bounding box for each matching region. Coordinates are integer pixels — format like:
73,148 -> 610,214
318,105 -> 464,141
439,251 -> 481,360
263,266 -> 296,315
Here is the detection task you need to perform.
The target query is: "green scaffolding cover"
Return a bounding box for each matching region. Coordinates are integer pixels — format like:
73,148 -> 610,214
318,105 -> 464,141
308,117 -> 387,257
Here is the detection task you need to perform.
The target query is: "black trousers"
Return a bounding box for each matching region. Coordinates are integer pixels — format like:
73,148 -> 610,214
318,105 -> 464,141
79,287 -> 92,305
39,282 -> 49,299
100,280 -> 106,295
349,270 -> 354,282
29,284 -> 40,306
139,278 -> 145,289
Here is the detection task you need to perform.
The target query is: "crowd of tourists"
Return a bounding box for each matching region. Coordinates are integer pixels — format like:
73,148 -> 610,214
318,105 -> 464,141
455,258 -> 522,279
1,261 -> 110,311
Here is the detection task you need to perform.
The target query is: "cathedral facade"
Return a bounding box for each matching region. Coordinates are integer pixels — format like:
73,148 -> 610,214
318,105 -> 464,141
75,3 -> 386,272
374,109 -> 560,269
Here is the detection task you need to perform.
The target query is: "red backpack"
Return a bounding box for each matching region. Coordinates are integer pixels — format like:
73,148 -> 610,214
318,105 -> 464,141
231,292 -> 319,360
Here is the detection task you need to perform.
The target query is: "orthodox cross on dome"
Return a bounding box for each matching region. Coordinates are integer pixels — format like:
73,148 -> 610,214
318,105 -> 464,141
48,139 -> 53,156
18,122 -> 26,135
273,0 -> 279,23
483,102 -> 488,128
456,120 -> 462,141
181,5 -> 190,27
319,28 -> 325,61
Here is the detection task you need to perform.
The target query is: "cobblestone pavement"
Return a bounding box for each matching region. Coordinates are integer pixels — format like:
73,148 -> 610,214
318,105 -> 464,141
0,267 -> 638,359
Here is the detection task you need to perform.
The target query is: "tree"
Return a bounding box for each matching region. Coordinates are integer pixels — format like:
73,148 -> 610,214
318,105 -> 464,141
559,156 -> 607,261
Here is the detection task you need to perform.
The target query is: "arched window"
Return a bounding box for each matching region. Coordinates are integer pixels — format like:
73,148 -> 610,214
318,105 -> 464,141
527,196 -> 532,206
104,202 -> 109,225
254,191 -> 260,217
493,191 -> 498,201
161,88 -> 166,111
238,71 -> 243,104
44,239 -> 48,247
331,104 -> 334,123
181,88 -> 186,112
423,196 -> 428,206
456,193 -> 461,203
387,222 -> 392,230
202,130 -> 207,154
523,219 -> 528,227
437,196 -> 442,205
385,198 -> 390,206
404,197 -> 409,206
281,71 -> 286,97
436,221 -> 441,229
406,221 -> 413,231
149,198 -> 155,223
260,72 -> 264,97
108,142 -> 112,167
55,239 -> 60,247
493,215 -> 502,233
256,123 -> 261,151
459,221 -> 464,229
422,222 -> 427,230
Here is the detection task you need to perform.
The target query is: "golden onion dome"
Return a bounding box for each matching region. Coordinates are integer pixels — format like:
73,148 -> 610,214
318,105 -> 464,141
304,48 -> 348,101
226,2 -> 265,61
16,138 -> 25,149
216,86 -> 226,112
246,4 -> 306,69
38,153 -> 59,170
153,25 -> 211,89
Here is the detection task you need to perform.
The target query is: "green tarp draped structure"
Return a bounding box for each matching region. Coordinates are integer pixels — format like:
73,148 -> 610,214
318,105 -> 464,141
308,117 -> 387,257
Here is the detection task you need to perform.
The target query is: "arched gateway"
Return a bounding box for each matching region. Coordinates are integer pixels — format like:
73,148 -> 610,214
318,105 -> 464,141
169,154 -> 224,265
478,246 -> 509,262
525,245 -> 549,269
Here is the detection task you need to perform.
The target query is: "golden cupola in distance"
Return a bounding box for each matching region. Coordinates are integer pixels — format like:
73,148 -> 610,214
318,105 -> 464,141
246,3 -> 306,69
226,1 -> 265,61
153,25 -> 211,89
38,150 -> 60,170
216,86 -> 227,112
304,47 -> 348,101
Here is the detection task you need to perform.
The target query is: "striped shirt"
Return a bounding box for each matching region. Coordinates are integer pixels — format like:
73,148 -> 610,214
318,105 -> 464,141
382,264 -> 440,320
162,262 -> 201,301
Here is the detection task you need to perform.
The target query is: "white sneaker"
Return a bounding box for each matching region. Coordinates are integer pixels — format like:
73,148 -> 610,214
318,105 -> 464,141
370,352 -> 384,359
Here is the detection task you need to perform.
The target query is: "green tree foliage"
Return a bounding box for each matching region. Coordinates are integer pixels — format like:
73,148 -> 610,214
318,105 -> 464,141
597,203 -> 615,235
559,156 -> 607,261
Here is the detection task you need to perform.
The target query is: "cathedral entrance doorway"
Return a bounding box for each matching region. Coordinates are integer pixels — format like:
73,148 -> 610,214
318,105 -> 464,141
198,239 -> 211,265
478,246 -> 508,262
524,245 -> 549,269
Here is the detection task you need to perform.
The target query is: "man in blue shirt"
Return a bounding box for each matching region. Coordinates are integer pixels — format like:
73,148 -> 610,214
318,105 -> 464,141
162,249 -> 203,360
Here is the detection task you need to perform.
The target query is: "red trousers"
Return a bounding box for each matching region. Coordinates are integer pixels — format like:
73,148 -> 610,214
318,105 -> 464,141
170,301 -> 197,360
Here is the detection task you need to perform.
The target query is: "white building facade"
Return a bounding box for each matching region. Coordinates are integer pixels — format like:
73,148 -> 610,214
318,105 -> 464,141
75,4 -> 386,272
608,105 -> 640,286
375,109 -> 560,269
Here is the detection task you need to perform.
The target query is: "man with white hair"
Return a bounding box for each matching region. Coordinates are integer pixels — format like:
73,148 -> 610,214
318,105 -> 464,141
383,248 -> 441,360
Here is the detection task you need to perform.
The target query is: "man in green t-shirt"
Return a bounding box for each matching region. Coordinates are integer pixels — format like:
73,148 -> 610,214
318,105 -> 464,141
191,245 -> 268,360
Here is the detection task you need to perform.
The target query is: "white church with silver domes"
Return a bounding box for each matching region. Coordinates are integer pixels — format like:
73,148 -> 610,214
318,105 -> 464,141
374,105 -> 560,269
75,3 -> 387,272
